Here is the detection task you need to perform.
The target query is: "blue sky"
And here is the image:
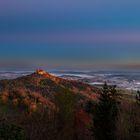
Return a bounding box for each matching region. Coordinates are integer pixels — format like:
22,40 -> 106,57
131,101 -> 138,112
0,0 -> 140,69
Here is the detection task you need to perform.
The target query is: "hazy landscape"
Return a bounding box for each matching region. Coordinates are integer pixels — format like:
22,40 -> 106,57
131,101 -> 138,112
1,70 -> 140,91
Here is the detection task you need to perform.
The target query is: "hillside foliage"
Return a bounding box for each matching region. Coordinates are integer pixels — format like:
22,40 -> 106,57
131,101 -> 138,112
0,71 -> 139,140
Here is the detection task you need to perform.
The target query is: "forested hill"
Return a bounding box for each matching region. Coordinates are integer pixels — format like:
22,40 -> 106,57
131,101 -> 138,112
0,69 -> 99,111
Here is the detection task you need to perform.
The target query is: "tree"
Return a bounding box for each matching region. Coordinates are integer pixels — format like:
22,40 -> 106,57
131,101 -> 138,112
55,89 -> 76,140
0,119 -> 25,140
85,100 -> 95,114
93,82 -> 118,140
136,91 -> 140,105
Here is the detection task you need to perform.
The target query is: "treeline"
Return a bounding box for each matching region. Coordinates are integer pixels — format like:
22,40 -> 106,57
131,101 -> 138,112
0,84 -> 140,140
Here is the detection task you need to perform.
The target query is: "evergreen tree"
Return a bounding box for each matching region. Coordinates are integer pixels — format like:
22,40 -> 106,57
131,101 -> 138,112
93,82 -> 118,140
85,100 -> 95,114
136,90 -> 140,105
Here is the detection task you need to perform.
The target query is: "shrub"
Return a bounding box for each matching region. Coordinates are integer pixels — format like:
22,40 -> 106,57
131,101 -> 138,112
0,95 -> 8,104
12,98 -> 19,106
28,103 -> 37,113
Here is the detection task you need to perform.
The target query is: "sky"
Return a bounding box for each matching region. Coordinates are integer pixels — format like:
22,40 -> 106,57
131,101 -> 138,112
0,0 -> 140,70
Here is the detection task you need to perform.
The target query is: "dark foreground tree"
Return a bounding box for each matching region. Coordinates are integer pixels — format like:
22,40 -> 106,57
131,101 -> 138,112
0,119 -> 25,140
116,101 -> 140,140
136,90 -> 140,105
55,89 -> 76,140
93,82 -> 118,140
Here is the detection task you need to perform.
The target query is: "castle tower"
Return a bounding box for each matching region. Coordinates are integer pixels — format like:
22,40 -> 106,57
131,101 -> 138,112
36,69 -> 46,75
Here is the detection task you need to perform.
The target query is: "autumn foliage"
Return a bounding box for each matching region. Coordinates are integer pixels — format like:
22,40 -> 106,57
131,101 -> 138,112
0,71 -> 139,140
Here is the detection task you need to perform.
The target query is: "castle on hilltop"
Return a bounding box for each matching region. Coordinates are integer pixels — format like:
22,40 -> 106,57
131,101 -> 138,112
36,69 -> 47,75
